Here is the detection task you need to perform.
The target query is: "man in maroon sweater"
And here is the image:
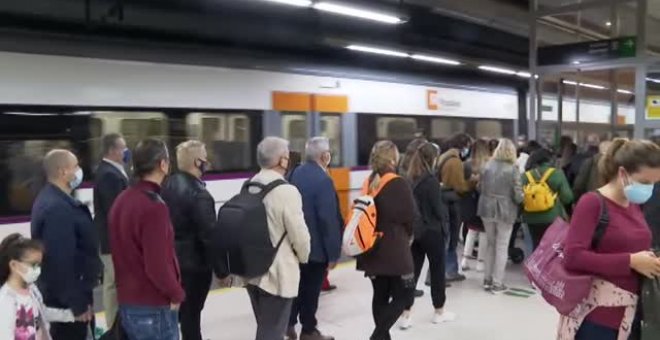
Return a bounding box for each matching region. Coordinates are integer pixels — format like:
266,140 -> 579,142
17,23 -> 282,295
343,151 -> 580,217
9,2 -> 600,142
109,138 -> 185,340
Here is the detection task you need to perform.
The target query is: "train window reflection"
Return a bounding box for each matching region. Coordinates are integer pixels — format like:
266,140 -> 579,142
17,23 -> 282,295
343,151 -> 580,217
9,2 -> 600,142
186,112 -> 252,172
431,119 -> 466,139
282,113 -> 308,153
0,140 -> 72,216
320,114 -> 342,167
475,120 -> 503,139
376,117 -> 417,140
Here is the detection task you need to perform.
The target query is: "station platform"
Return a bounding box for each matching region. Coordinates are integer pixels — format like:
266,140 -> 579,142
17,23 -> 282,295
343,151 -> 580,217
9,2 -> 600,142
96,260 -> 559,340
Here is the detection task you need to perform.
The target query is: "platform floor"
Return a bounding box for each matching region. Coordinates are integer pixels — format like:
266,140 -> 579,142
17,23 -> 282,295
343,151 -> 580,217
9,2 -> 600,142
96,259 -> 560,340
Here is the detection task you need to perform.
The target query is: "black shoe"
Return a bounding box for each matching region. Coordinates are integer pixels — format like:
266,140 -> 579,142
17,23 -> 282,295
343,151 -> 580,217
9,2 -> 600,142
446,274 -> 466,283
414,289 -> 424,298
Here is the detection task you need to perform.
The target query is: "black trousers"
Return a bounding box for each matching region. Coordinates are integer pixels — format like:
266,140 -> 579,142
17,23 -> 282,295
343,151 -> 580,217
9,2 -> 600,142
50,321 -> 88,340
289,261 -> 327,333
528,222 -> 552,250
370,276 -> 414,340
180,268 -> 213,340
407,229 -> 446,310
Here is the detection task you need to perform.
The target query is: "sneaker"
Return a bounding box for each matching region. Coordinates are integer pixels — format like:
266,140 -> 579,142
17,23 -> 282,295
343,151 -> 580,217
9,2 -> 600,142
476,261 -> 485,272
446,274 -> 466,283
286,326 -> 298,340
414,289 -> 424,298
321,284 -> 337,292
300,329 -> 334,340
460,258 -> 471,271
490,284 -> 509,294
432,311 -> 456,324
483,279 -> 493,291
399,314 -> 413,330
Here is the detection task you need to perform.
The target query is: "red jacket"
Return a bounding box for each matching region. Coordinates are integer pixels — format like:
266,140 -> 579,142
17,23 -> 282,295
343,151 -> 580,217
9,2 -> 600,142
109,180 -> 185,306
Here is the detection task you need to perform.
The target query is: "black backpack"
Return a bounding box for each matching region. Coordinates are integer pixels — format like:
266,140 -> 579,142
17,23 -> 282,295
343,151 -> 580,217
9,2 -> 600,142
211,179 -> 288,279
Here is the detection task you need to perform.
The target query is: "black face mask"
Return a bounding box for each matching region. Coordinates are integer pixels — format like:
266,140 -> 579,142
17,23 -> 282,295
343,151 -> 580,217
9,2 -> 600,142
197,159 -> 209,175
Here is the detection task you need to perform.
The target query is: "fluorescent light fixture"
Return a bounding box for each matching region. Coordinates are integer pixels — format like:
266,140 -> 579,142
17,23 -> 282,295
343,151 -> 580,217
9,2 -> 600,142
410,54 -> 460,66
3,112 -> 58,116
572,60 -> 581,65
516,71 -> 532,78
617,89 -> 634,95
346,45 -> 408,57
647,77 -> 660,84
562,80 -> 606,90
606,21 -> 612,27
478,65 -> 517,75
314,2 -> 403,24
262,0 -> 312,6
563,80 -> 578,86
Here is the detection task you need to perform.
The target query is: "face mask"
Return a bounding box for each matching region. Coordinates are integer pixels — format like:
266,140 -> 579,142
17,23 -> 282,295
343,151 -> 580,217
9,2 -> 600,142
460,147 -> 470,159
623,178 -> 654,204
69,167 -> 83,189
197,159 -> 208,175
18,263 -> 41,284
122,149 -> 132,164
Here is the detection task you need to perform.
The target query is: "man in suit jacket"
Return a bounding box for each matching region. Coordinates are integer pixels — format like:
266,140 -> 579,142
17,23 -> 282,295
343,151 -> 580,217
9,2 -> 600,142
94,133 -> 129,330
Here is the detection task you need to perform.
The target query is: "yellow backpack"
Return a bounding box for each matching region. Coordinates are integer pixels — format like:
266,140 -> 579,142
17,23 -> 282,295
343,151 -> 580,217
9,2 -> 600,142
523,168 -> 558,213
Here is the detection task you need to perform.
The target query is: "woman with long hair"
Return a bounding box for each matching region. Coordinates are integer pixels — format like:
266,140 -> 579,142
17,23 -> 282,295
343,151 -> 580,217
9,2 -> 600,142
460,139 -> 490,272
356,140 -> 416,340
399,142 -> 455,330
563,139 -> 660,339
477,139 -> 524,293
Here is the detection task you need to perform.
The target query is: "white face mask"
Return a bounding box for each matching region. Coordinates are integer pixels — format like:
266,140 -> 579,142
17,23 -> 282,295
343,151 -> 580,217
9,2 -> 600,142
18,263 -> 41,284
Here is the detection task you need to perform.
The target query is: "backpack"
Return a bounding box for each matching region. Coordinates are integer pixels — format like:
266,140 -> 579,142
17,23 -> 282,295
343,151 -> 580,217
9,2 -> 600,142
523,168 -> 557,213
342,173 -> 399,257
211,179 -> 288,279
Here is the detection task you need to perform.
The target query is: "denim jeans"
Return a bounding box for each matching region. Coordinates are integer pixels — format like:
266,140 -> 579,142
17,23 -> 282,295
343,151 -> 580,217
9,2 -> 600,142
575,320 -> 617,340
120,305 -> 180,340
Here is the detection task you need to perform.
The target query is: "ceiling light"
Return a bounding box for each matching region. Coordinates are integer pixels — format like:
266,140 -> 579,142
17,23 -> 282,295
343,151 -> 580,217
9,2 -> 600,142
516,71 -> 532,78
648,77 -> 660,84
314,2 -> 403,24
262,0 -> 312,6
410,54 -> 460,66
478,65 -> 517,75
563,80 -> 578,86
562,80 -> 606,90
617,89 -> 633,95
606,21 -> 612,27
346,45 -> 408,57
572,60 -> 581,65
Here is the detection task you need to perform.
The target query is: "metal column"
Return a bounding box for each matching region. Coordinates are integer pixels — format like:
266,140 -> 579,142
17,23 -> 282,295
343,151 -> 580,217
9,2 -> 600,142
528,0 -> 539,141
634,0 -> 648,138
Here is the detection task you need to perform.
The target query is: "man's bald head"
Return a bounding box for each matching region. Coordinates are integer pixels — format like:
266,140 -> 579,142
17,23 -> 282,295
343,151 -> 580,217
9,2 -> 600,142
43,149 -> 77,180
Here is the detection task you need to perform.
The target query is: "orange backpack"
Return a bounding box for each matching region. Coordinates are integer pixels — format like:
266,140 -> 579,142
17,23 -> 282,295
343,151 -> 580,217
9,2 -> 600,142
342,173 -> 399,257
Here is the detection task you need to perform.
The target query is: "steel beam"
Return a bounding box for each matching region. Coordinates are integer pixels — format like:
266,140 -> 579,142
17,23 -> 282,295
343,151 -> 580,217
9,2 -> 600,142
634,0 -> 648,138
536,0 -> 634,18
529,0 -> 539,141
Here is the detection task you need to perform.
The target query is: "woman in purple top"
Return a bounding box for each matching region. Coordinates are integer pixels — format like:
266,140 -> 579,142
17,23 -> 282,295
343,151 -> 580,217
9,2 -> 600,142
564,138 -> 660,339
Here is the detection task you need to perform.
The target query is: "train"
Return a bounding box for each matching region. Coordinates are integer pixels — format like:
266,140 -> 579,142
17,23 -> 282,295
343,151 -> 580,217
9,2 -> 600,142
0,51 -> 635,238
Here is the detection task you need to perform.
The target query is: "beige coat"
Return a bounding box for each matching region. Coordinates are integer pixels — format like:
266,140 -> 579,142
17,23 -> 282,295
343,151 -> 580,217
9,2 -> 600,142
246,169 -> 311,298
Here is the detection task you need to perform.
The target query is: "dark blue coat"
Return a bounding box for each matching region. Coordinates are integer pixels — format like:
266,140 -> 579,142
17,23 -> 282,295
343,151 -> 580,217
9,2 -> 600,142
31,183 -> 100,316
289,162 -> 343,263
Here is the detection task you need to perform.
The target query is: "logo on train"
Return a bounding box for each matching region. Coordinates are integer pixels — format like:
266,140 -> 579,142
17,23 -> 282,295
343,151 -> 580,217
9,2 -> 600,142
426,89 -> 461,111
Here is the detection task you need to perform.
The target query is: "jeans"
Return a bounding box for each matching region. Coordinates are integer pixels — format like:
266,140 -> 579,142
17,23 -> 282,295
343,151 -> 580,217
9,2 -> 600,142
483,219 -> 514,286
370,276 -> 414,340
180,268 -> 212,340
120,305 -> 180,340
528,222 -> 553,250
575,320 -> 618,340
247,285 -> 294,340
445,204 -> 460,278
407,229 -> 446,310
521,223 -> 534,258
289,261 -> 327,334
101,254 -> 118,330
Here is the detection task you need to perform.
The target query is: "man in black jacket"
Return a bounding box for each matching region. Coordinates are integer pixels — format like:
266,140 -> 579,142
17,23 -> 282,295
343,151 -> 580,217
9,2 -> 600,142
94,133 -> 129,331
162,140 -> 216,340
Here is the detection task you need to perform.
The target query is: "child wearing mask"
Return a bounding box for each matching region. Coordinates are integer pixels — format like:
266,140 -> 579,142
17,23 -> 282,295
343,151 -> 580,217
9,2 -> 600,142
0,233 -> 76,340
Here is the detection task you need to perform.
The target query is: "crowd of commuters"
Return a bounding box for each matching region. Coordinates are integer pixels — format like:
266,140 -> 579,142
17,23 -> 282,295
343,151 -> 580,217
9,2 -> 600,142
3,129 -> 660,340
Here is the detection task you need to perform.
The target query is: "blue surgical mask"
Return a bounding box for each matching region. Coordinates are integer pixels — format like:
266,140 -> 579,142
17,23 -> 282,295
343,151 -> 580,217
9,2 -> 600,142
460,147 -> 470,159
69,167 -> 84,189
122,148 -> 131,164
623,177 -> 654,204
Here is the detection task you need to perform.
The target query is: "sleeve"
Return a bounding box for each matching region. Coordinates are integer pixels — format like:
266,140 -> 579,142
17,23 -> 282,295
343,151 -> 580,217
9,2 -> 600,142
555,170 -> 575,206
96,173 -> 125,214
0,294 -> 15,339
428,178 -> 449,228
40,208 -> 88,316
512,167 -> 524,204
282,186 -> 311,264
385,178 -> 416,237
191,191 -> 217,265
572,158 -> 593,200
315,177 -> 343,263
443,158 -> 472,194
564,193 -> 632,276
43,307 -> 75,323
140,207 -> 185,304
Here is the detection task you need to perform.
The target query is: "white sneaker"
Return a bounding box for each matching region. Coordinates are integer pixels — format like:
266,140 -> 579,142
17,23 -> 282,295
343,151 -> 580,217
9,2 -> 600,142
460,258 -> 470,271
432,311 -> 456,324
476,261 -> 485,272
399,314 -> 413,330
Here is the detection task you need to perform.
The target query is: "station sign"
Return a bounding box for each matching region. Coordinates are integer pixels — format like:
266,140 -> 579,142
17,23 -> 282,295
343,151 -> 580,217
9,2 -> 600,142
538,36 -> 636,66
426,89 -> 462,111
648,96 -> 660,119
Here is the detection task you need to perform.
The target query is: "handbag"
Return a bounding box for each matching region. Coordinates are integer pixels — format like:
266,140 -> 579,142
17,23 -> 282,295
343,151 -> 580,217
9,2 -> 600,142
523,192 -> 609,316
641,270 -> 660,339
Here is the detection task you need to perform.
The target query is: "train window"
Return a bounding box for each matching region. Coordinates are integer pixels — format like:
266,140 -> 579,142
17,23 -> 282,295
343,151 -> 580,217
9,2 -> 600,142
282,113 -> 308,153
431,118 -> 466,140
320,114 -> 342,167
186,112 -> 253,172
376,117 -> 418,140
0,140 -> 72,216
475,120 -> 503,139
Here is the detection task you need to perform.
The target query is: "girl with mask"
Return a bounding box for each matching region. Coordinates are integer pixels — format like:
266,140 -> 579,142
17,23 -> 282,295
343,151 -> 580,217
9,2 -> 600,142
0,233 -> 75,340
563,139 -> 660,340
